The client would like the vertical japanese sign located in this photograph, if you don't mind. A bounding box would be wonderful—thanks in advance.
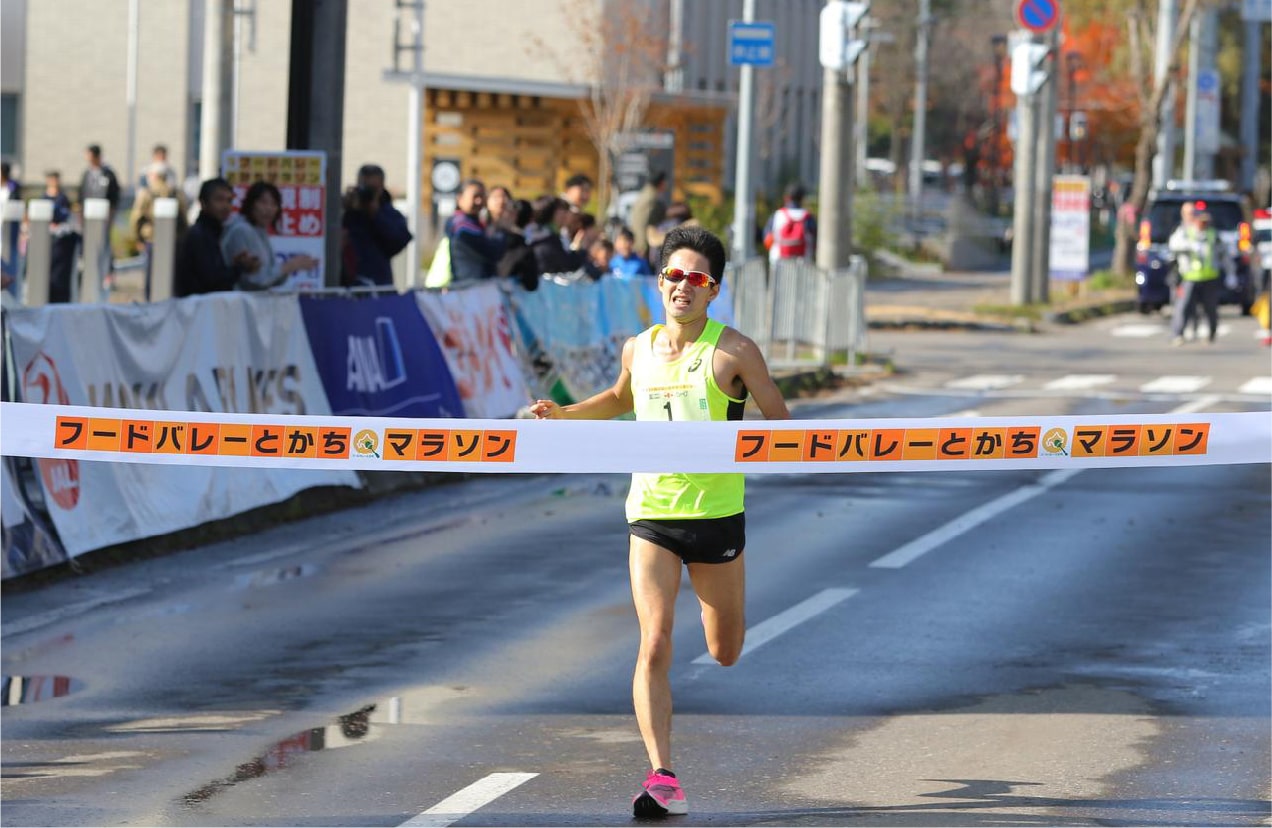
[222,150,327,291]
[1049,174,1090,281]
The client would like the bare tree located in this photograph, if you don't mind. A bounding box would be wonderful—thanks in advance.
[529,0,667,212]
[1066,0,1204,274]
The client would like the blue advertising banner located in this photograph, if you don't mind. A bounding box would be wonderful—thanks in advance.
[299,293,464,418]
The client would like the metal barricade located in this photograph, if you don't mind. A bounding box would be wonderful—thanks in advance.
[728,255,868,371]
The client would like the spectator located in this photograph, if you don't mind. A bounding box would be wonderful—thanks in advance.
[138,143,177,190]
[647,202,697,272]
[130,162,190,299]
[40,172,79,303]
[563,210,601,252]
[527,195,588,277]
[222,180,318,291]
[610,227,653,278]
[445,178,509,285]
[340,163,412,287]
[628,171,668,258]
[1,162,18,293]
[495,197,540,290]
[78,143,122,288]
[483,185,513,230]
[561,173,593,212]
[174,177,260,297]
[762,182,817,264]
[589,237,615,275]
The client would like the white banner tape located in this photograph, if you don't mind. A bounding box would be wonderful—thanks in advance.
[2,402,1269,474]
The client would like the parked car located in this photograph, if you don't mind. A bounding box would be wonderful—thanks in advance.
[1134,180,1256,315]
[1254,208,1272,293]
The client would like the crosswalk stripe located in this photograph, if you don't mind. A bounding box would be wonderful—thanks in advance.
[1043,374,1117,390]
[1111,323,1167,338]
[1237,376,1272,395]
[1140,375,1213,394]
[944,374,1024,390]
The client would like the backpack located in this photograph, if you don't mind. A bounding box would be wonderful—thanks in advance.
[774,208,810,258]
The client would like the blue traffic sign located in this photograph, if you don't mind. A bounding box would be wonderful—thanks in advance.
[728,20,776,67]
[1015,0,1060,33]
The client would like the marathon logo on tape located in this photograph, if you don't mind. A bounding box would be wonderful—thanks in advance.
[53,416,518,465]
[733,423,1211,463]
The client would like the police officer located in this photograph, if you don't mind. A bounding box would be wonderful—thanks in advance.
[1168,205,1222,346]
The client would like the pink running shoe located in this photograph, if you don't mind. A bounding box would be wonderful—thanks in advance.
[633,768,688,817]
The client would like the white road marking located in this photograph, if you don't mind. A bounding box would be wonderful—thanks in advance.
[2,587,152,638]
[400,773,538,828]
[693,588,858,665]
[1237,376,1272,395]
[948,409,981,418]
[870,396,1220,570]
[945,374,1025,391]
[1111,323,1168,338]
[1043,374,1117,391]
[1140,375,1212,394]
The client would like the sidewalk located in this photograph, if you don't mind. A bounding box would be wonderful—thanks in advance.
[865,267,1136,331]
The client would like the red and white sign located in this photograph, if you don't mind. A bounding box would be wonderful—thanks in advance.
[222,150,327,291]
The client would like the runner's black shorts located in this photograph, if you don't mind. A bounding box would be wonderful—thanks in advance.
[628,513,746,565]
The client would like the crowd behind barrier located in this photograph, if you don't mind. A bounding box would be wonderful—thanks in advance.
[0,259,867,579]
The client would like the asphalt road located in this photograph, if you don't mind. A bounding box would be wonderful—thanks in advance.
[2,308,1269,828]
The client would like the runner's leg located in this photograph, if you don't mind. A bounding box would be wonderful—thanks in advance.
[688,555,746,666]
[629,535,683,772]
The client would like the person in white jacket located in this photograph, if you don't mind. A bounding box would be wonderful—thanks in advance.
[220,181,317,291]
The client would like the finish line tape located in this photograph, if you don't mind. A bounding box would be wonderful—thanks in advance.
[2,402,1268,474]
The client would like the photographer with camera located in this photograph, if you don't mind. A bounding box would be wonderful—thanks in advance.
[340,164,412,288]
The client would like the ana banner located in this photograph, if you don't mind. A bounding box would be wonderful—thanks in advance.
[6,403,1269,476]
[222,150,327,291]
[298,293,464,419]
[415,283,530,419]
[3,294,359,556]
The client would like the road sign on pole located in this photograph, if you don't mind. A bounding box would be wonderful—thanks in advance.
[1015,0,1060,33]
[728,20,775,67]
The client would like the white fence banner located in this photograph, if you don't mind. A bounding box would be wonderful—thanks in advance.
[4,293,359,556]
[415,284,531,419]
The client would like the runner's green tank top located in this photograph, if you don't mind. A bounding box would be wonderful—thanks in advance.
[625,319,747,521]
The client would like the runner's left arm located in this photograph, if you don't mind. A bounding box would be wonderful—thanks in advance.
[723,330,790,420]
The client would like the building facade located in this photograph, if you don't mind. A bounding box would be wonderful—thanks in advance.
[1,0,824,217]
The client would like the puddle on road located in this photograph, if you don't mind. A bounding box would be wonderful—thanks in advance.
[2,675,83,706]
[183,698,401,806]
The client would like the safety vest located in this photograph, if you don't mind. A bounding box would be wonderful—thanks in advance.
[1180,227,1220,283]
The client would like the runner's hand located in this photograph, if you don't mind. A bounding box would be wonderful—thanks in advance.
[529,400,560,419]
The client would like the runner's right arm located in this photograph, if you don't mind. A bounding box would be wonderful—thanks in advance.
[530,337,636,420]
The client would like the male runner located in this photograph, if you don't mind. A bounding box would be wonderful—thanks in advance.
[530,226,790,817]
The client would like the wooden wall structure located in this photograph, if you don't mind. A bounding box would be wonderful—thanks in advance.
[423,88,728,219]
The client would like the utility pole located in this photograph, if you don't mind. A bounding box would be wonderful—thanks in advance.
[125,0,139,192]
[817,1,867,270]
[1030,27,1058,305]
[199,0,235,180]
[1238,2,1266,194]
[730,0,758,263]
[287,0,348,287]
[1152,0,1178,188]
[386,0,426,289]
[854,20,870,185]
[1009,36,1046,305]
[908,0,931,226]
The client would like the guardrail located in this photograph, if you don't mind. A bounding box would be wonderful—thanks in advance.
[730,256,868,371]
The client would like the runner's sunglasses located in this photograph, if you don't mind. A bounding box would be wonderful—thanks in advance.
[659,267,717,287]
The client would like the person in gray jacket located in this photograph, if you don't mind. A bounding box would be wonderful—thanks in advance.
[220,181,318,290]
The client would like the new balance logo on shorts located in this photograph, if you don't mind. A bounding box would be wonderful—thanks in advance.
[722,548,737,558]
